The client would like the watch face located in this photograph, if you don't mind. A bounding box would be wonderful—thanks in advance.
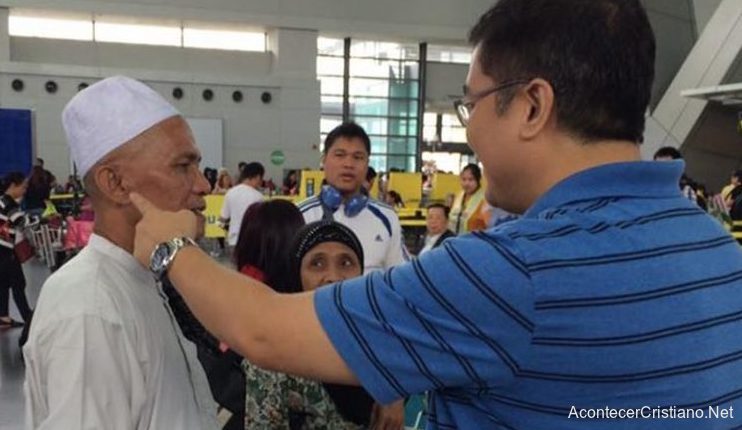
[151,243,172,273]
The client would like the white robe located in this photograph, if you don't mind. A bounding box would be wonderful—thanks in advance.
[23,234,218,430]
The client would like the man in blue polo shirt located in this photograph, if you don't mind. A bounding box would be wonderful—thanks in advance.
[129,0,742,428]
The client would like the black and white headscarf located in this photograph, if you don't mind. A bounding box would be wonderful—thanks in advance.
[291,220,364,281]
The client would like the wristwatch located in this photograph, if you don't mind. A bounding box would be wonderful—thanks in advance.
[149,236,198,280]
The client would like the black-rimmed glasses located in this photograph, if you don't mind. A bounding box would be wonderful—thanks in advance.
[453,79,532,127]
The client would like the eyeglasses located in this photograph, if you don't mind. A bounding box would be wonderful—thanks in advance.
[453,79,532,127]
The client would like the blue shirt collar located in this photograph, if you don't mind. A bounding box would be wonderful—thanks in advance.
[524,160,685,218]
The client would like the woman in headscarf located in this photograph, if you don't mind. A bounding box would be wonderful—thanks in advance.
[166,199,305,430]
[243,220,404,430]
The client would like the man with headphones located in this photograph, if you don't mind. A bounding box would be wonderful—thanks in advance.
[297,122,410,274]
[298,122,408,428]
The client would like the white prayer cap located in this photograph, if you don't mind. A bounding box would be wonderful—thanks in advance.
[62,75,180,178]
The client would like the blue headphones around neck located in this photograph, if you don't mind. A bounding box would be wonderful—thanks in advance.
[319,185,368,218]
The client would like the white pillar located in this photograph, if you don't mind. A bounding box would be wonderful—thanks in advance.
[0,8,10,62]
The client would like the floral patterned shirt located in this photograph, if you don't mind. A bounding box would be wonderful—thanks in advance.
[242,360,364,430]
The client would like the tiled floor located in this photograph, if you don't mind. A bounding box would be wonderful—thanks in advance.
[0,259,46,430]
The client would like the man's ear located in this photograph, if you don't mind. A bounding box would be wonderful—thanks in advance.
[91,165,130,205]
[519,78,556,140]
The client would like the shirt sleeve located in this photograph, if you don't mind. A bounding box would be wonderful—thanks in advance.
[24,315,145,430]
[384,215,409,268]
[314,233,534,404]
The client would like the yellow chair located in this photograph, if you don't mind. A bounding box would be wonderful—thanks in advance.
[387,172,422,207]
[429,173,460,203]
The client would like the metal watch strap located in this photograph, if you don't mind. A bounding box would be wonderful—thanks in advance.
[167,237,197,272]
[172,236,197,250]
[153,236,197,280]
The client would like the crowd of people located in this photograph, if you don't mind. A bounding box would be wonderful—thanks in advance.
[2,1,742,429]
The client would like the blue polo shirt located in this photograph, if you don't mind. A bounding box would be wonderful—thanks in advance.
[315,161,742,429]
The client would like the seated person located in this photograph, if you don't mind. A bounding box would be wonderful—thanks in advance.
[419,203,455,255]
[243,220,403,430]
[385,190,405,208]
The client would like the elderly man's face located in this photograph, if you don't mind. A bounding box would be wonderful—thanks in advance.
[125,116,210,237]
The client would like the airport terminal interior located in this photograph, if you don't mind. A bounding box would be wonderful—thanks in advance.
[1,0,742,429]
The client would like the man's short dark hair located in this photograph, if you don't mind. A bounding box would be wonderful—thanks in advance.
[469,0,655,143]
[324,122,371,155]
[427,203,450,219]
[366,166,377,182]
[240,162,265,182]
[732,170,742,182]
[653,146,683,160]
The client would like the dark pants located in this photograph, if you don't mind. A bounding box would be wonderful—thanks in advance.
[0,253,33,322]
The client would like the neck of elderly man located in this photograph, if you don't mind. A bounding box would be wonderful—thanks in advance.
[84,116,208,253]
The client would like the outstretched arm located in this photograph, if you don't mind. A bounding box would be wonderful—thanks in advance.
[130,193,357,384]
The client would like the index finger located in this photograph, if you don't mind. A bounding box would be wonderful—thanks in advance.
[129,192,156,216]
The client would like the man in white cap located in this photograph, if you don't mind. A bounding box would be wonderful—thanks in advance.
[23,76,218,430]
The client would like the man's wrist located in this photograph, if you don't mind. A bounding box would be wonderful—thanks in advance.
[149,236,198,280]
[168,244,200,276]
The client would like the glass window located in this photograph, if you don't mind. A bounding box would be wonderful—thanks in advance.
[349,97,417,118]
[441,126,467,143]
[428,44,472,64]
[95,20,181,46]
[351,117,388,136]
[349,78,419,98]
[321,96,343,116]
[318,37,344,56]
[441,113,467,143]
[386,155,416,172]
[423,125,438,142]
[321,115,343,134]
[423,112,439,142]
[317,56,345,76]
[387,118,418,136]
[350,117,417,138]
[350,40,419,60]
[319,36,421,171]
[349,78,392,98]
[350,58,419,80]
[369,137,388,154]
[8,10,269,52]
[369,155,387,172]
[422,152,463,174]
[183,27,265,51]
[9,13,93,41]
[320,76,344,96]
[388,137,417,154]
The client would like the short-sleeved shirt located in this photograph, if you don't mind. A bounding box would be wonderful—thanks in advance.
[315,161,742,429]
[298,197,409,273]
[220,184,264,246]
